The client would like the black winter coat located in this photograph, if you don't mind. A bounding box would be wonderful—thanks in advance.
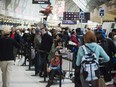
[0,36,20,61]
[39,33,53,53]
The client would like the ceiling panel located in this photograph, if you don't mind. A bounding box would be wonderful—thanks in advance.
[65,0,80,12]
[0,0,115,22]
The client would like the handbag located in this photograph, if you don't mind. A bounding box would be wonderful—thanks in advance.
[98,77,106,87]
[68,40,77,46]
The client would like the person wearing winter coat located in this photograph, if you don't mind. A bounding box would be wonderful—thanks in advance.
[0,27,20,87]
[76,30,110,87]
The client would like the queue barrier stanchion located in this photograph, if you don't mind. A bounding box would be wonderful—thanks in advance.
[29,46,31,70]
[59,53,63,87]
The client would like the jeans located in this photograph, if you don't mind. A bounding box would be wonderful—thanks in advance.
[39,52,48,76]
[34,52,41,74]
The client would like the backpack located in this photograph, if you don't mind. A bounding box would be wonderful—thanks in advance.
[81,45,99,81]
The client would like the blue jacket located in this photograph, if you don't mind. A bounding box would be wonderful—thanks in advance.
[76,42,110,66]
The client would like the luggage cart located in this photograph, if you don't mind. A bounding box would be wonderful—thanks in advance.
[61,50,74,80]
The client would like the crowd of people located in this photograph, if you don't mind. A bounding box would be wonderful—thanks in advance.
[0,25,116,87]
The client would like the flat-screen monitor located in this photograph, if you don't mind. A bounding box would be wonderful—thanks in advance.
[32,0,50,4]
[63,12,90,23]
[79,12,90,23]
[63,12,79,20]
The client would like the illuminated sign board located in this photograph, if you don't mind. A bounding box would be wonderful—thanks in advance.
[79,12,90,23]
[62,20,77,25]
[63,12,79,20]
[63,12,90,23]
[32,0,50,4]
[99,8,105,17]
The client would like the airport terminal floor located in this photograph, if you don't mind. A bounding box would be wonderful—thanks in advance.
[0,59,74,87]
[0,0,116,87]
[0,59,115,87]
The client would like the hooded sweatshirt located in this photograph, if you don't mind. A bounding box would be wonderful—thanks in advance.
[76,42,110,66]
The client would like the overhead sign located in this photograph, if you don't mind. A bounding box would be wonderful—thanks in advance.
[99,8,105,17]
[79,12,90,23]
[62,20,77,25]
[63,12,90,23]
[32,0,50,4]
[79,12,85,19]
[63,12,79,20]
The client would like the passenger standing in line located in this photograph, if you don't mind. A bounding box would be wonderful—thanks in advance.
[113,35,116,47]
[62,28,70,47]
[33,28,42,76]
[39,28,53,77]
[70,31,81,87]
[76,30,110,87]
[48,33,63,61]
[10,27,23,60]
[96,25,107,38]
[108,32,115,40]
[112,29,116,36]
[27,28,36,47]
[24,28,35,66]
[70,31,80,47]
[70,31,79,68]
[76,28,84,46]
[95,31,116,83]
[0,27,20,87]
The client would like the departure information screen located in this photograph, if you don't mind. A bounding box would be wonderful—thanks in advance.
[79,12,90,23]
[63,12,79,20]
[32,0,50,4]
[63,12,90,23]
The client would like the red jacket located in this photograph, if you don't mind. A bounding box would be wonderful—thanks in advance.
[71,34,79,47]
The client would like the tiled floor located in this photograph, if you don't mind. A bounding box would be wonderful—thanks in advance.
[0,60,74,87]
